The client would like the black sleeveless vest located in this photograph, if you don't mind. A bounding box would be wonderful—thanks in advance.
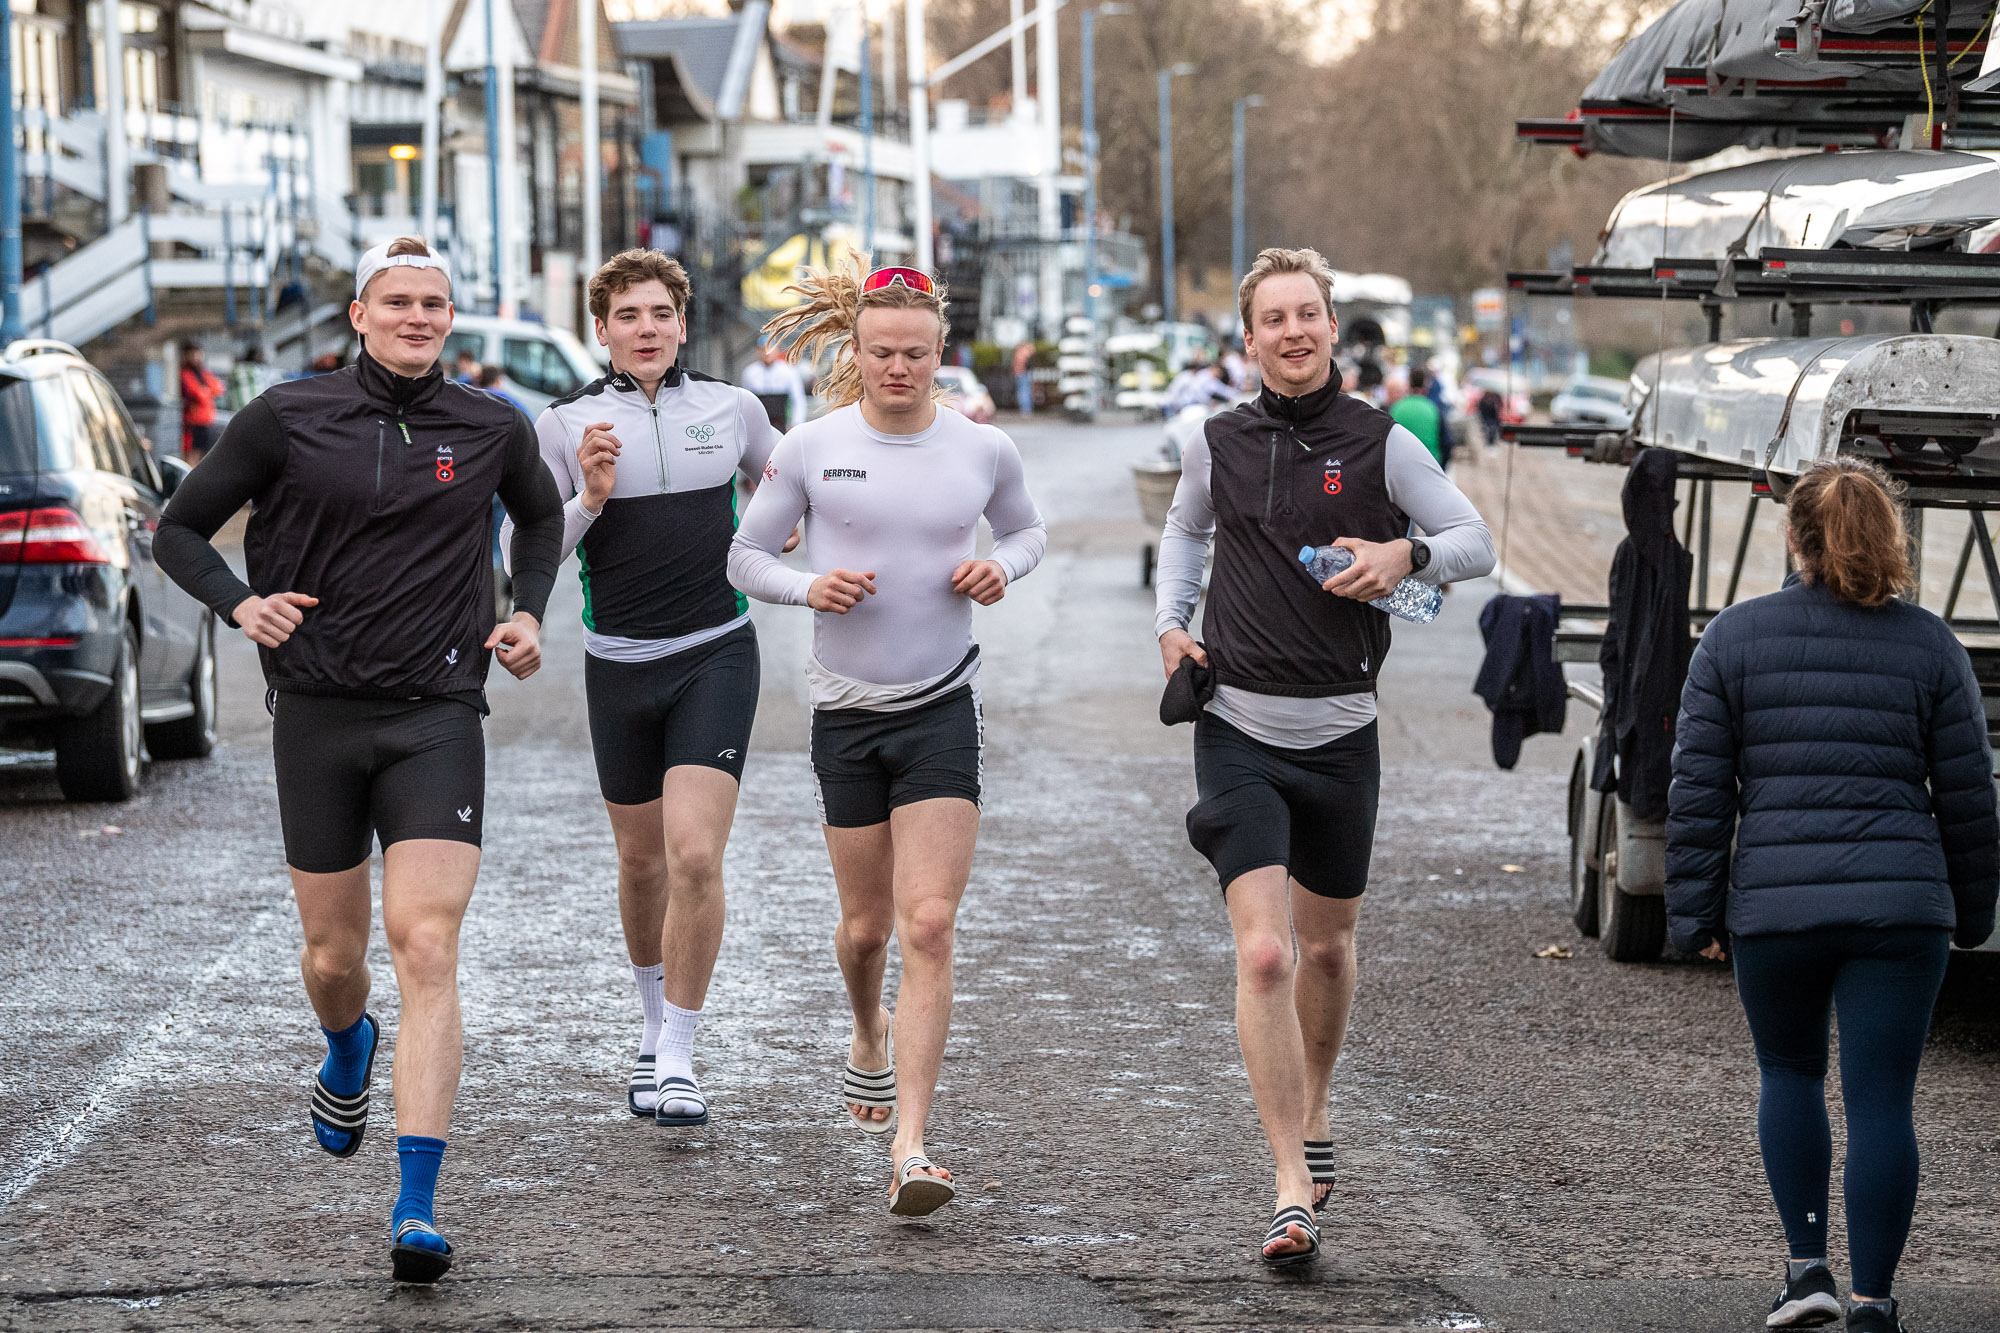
[1201,378,1405,697]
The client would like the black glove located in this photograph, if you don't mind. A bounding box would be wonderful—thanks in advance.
[1159,649,1215,726]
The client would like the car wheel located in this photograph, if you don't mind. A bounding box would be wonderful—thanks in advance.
[1597,800,1666,962]
[1568,756,1600,938]
[147,613,218,760]
[56,622,144,802]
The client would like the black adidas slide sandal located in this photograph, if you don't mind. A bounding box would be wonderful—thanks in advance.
[653,1074,709,1127]
[1305,1140,1336,1213]
[310,1011,379,1159]
[1262,1205,1320,1268]
[627,1054,656,1117]
[390,1218,453,1284]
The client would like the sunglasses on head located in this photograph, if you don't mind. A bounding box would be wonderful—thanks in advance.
[861,266,938,296]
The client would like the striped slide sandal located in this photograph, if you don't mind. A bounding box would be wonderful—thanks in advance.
[889,1154,955,1217]
[1262,1205,1320,1268]
[309,1011,379,1159]
[1305,1140,1337,1213]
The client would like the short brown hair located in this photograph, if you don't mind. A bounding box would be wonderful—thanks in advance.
[385,236,431,258]
[589,249,691,323]
[1237,246,1337,330]
[1786,456,1912,607]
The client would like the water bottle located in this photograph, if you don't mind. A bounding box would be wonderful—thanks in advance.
[1298,544,1443,625]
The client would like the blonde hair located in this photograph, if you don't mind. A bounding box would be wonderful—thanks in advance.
[589,249,692,323]
[1237,246,1338,330]
[1786,457,1913,608]
[761,254,949,409]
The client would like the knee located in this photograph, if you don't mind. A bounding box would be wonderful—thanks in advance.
[301,938,365,989]
[897,899,957,962]
[1299,931,1355,982]
[386,918,459,985]
[616,843,667,888]
[840,914,893,959]
[662,838,724,894]
[1237,934,1295,992]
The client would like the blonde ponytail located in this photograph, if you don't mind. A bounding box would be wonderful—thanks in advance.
[761,254,949,409]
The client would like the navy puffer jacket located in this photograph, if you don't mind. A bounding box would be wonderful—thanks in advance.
[1666,579,1998,952]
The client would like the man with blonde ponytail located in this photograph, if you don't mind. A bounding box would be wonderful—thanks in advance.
[729,261,1046,1217]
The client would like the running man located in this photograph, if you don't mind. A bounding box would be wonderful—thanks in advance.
[1154,247,1493,1266]
[728,261,1045,1216]
[154,237,565,1284]
[500,249,781,1127]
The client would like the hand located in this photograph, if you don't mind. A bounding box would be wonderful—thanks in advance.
[485,612,542,680]
[783,525,802,554]
[1321,537,1415,602]
[1699,939,1728,962]
[233,591,317,648]
[578,422,621,511]
[950,559,1007,606]
[1159,627,1208,681]
[808,568,877,613]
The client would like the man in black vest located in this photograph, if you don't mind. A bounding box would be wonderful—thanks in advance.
[1153,247,1494,1266]
[156,237,564,1283]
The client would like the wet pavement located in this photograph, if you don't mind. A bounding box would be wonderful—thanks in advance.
[4,417,1998,1333]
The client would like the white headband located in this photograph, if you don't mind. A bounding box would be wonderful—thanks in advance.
[354,244,451,300]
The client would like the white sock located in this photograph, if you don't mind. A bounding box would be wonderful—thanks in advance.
[658,1001,702,1114]
[632,963,666,1059]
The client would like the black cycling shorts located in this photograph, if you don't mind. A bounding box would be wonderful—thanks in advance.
[810,685,982,828]
[1186,715,1380,899]
[584,621,760,805]
[271,694,486,874]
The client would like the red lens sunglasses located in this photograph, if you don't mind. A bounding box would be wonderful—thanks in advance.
[861,266,937,296]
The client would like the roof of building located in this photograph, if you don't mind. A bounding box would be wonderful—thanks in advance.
[616,0,768,122]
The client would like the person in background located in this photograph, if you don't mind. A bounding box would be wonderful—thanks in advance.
[1162,357,1235,415]
[1012,339,1035,415]
[1388,367,1443,464]
[179,341,225,464]
[1667,457,1997,1333]
[741,335,810,432]
[1475,378,1504,453]
[454,348,480,384]
[475,365,530,420]
[1221,346,1251,393]
[226,346,275,412]
[1423,366,1456,469]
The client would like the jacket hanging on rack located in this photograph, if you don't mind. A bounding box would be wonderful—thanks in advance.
[1473,592,1567,769]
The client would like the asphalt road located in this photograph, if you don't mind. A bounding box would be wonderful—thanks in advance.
[3,416,1997,1333]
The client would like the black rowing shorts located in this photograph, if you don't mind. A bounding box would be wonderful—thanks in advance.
[584,621,760,806]
[1186,715,1380,899]
[809,685,983,829]
[271,694,486,874]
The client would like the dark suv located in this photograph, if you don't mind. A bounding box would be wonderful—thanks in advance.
[0,340,216,800]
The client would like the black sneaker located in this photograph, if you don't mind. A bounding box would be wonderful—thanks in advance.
[1846,1299,1904,1333]
[1768,1264,1842,1327]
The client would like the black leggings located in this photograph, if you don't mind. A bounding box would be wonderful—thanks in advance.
[1731,925,1951,1298]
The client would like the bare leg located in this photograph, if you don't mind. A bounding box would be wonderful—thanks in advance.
[656,765,739,1010]
[292,861,373,1032]
[606,799,668,969]
[884,797,979,1188]
[379,839,480,1139]
[1292,884,1362,1208]
[824,820,896,1123]
[1225,865,1316,1259]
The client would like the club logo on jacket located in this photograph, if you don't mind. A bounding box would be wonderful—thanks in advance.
[1324,462,1343,496]
[686,423,717,443]
[823,467,867,482]
[436,443,454,483]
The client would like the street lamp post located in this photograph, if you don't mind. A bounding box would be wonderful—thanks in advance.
[1157,62,1195,327]
[1081,3,1128,415]
[1231,94,1265,291]
[0,0,21,342]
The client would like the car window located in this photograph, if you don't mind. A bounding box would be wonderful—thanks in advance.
[0,377,38,474]
[92,377,160,492]
[441,332,486,376]
[67,369,130,477]
[502,337,582,398]
[27,376,75,471]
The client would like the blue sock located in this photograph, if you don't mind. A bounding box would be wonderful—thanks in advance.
[313,1014,374,1154]
[393,1136,450,1253]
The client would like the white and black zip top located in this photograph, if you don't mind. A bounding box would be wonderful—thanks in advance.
[500,364,781,652]
[156,349,564,705]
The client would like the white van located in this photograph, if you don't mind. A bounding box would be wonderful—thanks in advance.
[440,317,604,417]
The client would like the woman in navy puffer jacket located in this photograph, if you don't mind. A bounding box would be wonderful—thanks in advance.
[1667,457,1997,1333]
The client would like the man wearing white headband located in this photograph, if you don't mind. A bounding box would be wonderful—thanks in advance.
[156,236,564,1284]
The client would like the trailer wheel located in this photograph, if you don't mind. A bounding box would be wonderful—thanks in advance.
[1597,800,1666,962]
[1567,756,1600,938]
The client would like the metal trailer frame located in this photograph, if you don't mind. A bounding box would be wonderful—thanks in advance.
[1501,245,2000,960]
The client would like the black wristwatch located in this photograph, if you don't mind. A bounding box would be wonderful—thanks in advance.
[1407,538,1431,574]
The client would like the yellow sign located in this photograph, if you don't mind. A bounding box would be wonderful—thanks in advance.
[741,230,861,312]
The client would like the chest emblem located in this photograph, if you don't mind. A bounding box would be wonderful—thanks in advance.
[686,423,716,443]
[435,443,454,483]
[1323,461,1342,495]
[823,468,867,482]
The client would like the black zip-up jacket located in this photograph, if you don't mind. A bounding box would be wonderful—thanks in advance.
[1201,377,1403,696]
[156,349,563,704]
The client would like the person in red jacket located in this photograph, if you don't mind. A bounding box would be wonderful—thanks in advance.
[179,340,224,462]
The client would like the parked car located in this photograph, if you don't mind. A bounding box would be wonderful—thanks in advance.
[1460,367,1531,424]
[0,340,216,800]
[1550,374,1636,429]
[440,317,603,417]
[935,365,996,424]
